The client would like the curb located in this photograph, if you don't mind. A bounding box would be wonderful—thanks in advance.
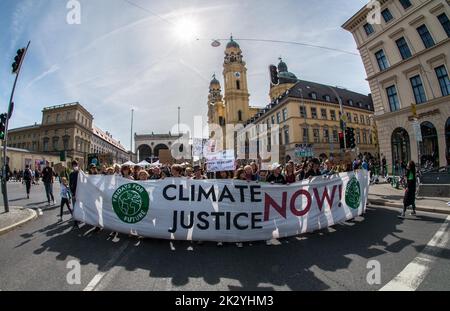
[0,208,38,236]
[368,199,450,215]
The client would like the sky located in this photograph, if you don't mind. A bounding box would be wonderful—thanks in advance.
[0,0,371,151]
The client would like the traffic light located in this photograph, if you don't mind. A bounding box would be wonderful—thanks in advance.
[345,127,356,149]
[269,65,279,85]
[0,114,7,140]
[12,48,26,74]
[339,132,345,149]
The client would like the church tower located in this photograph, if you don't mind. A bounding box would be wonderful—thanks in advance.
[223,36,251,124]
[207,75,226,144]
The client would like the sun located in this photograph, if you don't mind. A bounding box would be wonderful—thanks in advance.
[173,17,200,43]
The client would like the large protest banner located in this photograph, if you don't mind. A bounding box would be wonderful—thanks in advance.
[73,171,369,242]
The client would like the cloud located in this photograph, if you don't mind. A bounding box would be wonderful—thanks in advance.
[26,64,60,89]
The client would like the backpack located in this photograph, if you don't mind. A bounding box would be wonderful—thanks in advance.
[24,169,32,181]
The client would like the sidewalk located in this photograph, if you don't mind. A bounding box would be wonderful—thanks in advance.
[0,206,37,236]
[368,182,450,215]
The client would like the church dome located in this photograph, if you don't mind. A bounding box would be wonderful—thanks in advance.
[210,74,220,86]
[277,58,298,84]
[278,59,288,73]
[226,36,240,49]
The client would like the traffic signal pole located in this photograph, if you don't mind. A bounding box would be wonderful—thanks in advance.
[1,41,30,213]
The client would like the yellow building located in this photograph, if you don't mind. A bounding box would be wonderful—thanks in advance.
[207,38,378,162]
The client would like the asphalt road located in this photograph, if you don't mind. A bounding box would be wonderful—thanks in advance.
[0,181,449,291]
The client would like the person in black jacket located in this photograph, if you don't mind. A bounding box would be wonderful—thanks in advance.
[42,164,55,205]
[69,160,80,228]
[23,165,32,199]
[69,160,79,205]
[399,161,417,218]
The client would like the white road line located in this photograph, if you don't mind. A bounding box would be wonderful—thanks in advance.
[83,241,130,291]
[380,215,450,291]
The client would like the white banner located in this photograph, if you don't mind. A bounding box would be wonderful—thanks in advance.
[207,159,235,173]
[74,171,370,242]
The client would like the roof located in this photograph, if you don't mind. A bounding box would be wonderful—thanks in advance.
[9,124,41,132]
[135,133,183,140]
[288,80,373,110]
[42,102,94,118]
[226,36,240,49]
[246,79,373,125]
[92,125,127,151]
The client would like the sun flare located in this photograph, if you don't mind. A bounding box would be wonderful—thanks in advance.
[173,17,200,42]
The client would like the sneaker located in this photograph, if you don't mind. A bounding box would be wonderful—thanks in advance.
[216,242,223,247]
[266,240,272,246]
[398,213,405,219]
[411,211,416,216]
[236,242,243,248]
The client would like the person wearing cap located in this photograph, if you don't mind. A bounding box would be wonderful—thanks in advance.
[192,166,207,180]
[89,164,98,175]
[266,164,286,184]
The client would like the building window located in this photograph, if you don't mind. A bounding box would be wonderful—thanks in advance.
[354,114,359,123]
[236,80,241,90]
[271,116,275,124]
[399,0,412,10]
[367,116,371,126]
[284,127,290,144]
[417,25,435,49]
[437,13,450,38]
[43,138,49,152]
[382,8,394,23]
[435,65,450,96]
[330,110,337,121]
[332,129,338,143]
[46,115,51,124]
[324,95,331,102]
[396,37,412,60]
[360,115,365,124]
[375,49,389,71]
[300,106,307,118]
[323,128,330,143]
[52,137,59,151]
[363,130,368,144]
[311,108,318,119]
[346,112,352,123]
[311,92,317,100]
[356,129,361,144]
[238,110,243,122]
[386,85,400,111]
[276,112,281,124]
[303,127,309,143]
[313,129,320,143]
[363,23,375,36]
[348,99,354,106]
[410,75,427,104]
[321,109,327,120]
[282,108,288,121]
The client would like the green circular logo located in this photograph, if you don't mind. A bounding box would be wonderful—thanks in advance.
[345,176,361,210]
[112,183,149,224]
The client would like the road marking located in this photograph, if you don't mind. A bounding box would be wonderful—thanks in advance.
[83,241,130,291]
[380,215,450,291]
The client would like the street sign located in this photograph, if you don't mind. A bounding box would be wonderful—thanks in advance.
[412,121,422,142]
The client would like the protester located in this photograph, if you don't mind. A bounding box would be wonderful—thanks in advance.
[23,165,33,199]
[150,167,162,180]
[305,158,321,179]
[244,165,257,181]
[171,165,183,178]
[185,167,194,178]
[89,164,98,175]
[134,165,142,180]
[42,164,55,205]
[284,162,296,184]
[267,164,286,184]
[192,166,207,180]
[121,165,134,180]
[105,167,115,175]
[138,170,149,181]
[399,160,417,218]
[59,177,75,225]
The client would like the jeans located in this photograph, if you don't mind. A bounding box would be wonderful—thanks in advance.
[44,182,54,203]
[60,198,73,218]
[25,180,31,195]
